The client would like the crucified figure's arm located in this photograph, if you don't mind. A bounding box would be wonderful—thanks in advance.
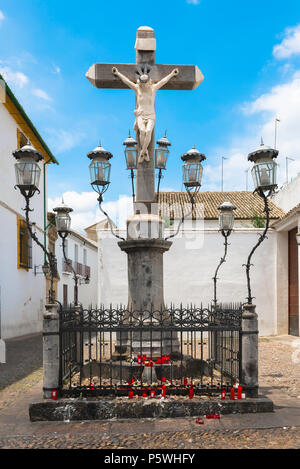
[112,67,138,91]
[153,68,179,91]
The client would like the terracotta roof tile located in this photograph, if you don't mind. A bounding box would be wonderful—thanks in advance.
[158,191,285,220]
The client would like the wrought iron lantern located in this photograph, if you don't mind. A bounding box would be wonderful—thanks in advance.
[123,132,137,170]
[87,142,112,195]
[218,201,236,233]
[13,140,43,197]
[42,262,50,276]
[248,139,278,193]
[181,145,206,191]
[53,199,73,237]
[155,133,171,170]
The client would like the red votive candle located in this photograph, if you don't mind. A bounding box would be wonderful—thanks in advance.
[162,384,167,397]
[142,355,146,364]
[129,389,134,399]
[131,378,135,384]
[137,355,141,364]
[189,386,194,399]
[184,378,188,386]
[52,389,57,401]
[162,377,166,382]
[221,388,226,400]
[237,385,242,400]
[150,388,155,398]
[230,387,235,400]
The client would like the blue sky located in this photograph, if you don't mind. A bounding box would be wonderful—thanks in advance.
[1,0,300,229]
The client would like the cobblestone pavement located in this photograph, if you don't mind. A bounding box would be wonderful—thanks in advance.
[259,339,300,400]
[0,334,42,391]
[0,334,42,412]
[0,337,299,449]
[0,427,299,449]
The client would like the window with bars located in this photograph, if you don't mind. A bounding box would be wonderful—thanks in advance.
[17,217,32,270]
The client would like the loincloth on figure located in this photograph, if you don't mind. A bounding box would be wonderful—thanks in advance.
[134,109,155,131]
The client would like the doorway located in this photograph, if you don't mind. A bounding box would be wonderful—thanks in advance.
[288,228,299,336]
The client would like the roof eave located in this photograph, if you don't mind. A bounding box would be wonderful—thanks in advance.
[1,74,58,165]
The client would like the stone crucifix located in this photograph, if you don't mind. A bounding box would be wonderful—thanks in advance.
[112,65,179,163]
[86,25,204,211]
[86,26,204,357]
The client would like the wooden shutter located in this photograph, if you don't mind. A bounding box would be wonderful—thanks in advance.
[17,217,32,270]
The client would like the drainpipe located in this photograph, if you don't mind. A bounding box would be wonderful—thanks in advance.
[44,162,47,263]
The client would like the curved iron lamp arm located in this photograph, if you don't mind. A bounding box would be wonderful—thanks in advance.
[244,189,271,304]
[23,193,56,303]
[97,195,125,241]
[61,235,79,305]
[165,189,198,241]
[130,169,135,202]
[213,231,230,307]
[156,168,163,202]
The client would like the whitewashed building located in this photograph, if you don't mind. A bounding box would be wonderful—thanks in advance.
[54,221,98,308]
[0,74,58,339]
[90,189,300,337]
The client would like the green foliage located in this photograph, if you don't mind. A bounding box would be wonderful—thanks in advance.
[163,216,174,228]
[251,211,265,228]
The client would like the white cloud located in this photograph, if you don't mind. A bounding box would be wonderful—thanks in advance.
[0,66,29,88]
[0,10,4,22]
[243,71,300,184]
[203,69,300,191]
[46,128,86,154]
[273,24,300,59]
[32,88,52,101]
[101,195,133,229]
[48,192,133,233]
[52,64,61,74]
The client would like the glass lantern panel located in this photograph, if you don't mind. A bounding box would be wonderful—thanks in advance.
[251,161,277,190]
[56,212,71,233]
[125,148,137,169]
[183,163,203,188]
[219,212,234,231]
[15,160,41,188]
[89,159,111,193]
[155,147,169,170]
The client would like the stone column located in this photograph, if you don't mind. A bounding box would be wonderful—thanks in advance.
[241,304,259,398]
[43,304,60,399]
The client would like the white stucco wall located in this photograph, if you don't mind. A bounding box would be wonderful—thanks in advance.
[96,222,278,336]
[0,103,46,339]
[56,232,98,308]
[272,174,300,212]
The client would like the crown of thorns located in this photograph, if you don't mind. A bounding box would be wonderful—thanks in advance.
[136,64,152,78]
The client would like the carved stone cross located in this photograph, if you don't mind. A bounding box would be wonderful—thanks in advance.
[86,26,204,210]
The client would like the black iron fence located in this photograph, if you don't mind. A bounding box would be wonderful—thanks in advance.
[59,304,242,397]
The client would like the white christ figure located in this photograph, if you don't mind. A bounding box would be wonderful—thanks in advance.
[112,66,179,163]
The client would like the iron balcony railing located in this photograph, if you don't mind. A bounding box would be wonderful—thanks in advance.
[62,260,91,278]
[84,265,91,278]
